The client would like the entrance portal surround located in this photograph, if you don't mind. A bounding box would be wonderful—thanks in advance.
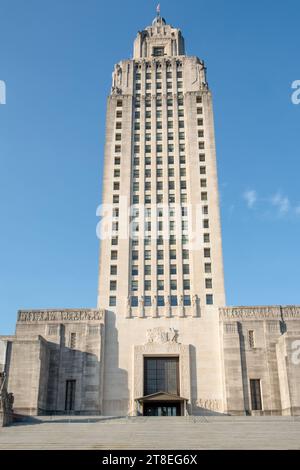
[133,339,191,416]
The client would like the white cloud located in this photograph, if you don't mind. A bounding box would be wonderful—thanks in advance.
[271,193,290,215]
[243,190,257,209]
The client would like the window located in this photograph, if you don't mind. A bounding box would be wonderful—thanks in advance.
[183,264,190,274]
[115,145,121,153]
[170,235,176,245]
[144,357,179,396]
[116,122,122,129]
[182,249,189,260]
[197,107,203,114]
[157,250,164,260]
[111,237,118,246]
[199,142,205,150]
[157,265,164,275]
[135,111,140,119]
[132,266,138,276]
[170,279,177,290]
[199,154,205,162]
[181,194,187,203]
[145,265,151,275]
[205,278,212,289]
[170,250,176,260]
[116,111,122,118]
[109,296,116,307]
[205,263,211,273]
[157,296,165,306]
[204,248,211,258]
[202,206,208,215]
[116,100,123,107]
[65,380,76,411]
[110,280,117,291]
[157,280,164,290]
[183,279,190,290]
[200,166,206,175]
[203,219,209,229]
[111,250,118,260]
[110,265,117,275]
[131,296,138,307]
[201,192,207,201]
[204,233,210,243]
[70,333,76,349]
[145,280,151,291]
[206,294,213,305]
[248,330,255,348]
[184,295,191,306]
[170,265,177,275]
[171,296,178,306]
[114,157,120,165]
[145,250,151,260]
[132,250,138,260]
[250,379,262,411]
[113,182,120,191]
[131,280,138,291]
[200,179,207,188]
[115,133,122,141]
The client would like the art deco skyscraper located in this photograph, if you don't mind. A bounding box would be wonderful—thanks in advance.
[97,11,226,415]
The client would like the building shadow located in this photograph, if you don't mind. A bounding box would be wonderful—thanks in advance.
[102,310,130,416]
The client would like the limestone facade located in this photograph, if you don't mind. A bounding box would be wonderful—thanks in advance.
[1,15,300,418]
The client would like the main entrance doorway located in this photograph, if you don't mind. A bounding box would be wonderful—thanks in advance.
[144,402,181,416]
[144,357,179,396]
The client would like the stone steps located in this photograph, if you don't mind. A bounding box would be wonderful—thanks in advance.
[1,416,300,449]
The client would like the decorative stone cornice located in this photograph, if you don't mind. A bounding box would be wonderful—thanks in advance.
[281,306,300,319]
[220,306,282,321]
[219,306,300,321]
[17,309,105,323]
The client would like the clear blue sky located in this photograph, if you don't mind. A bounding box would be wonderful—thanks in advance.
[0,0,299,334]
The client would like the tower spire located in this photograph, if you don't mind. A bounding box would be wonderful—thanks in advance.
[156,3,161,18]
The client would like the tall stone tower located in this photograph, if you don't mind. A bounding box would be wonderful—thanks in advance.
[98,10,226,416]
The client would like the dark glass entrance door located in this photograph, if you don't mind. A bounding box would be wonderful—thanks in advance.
[144,402,181,416]
[144,357,179,395]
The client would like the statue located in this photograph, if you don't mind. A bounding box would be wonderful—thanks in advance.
[166,295,171,317]
[126,296,132,318]
[152,295,158,317]
[179,295,185,317]
[139,296,145,317]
